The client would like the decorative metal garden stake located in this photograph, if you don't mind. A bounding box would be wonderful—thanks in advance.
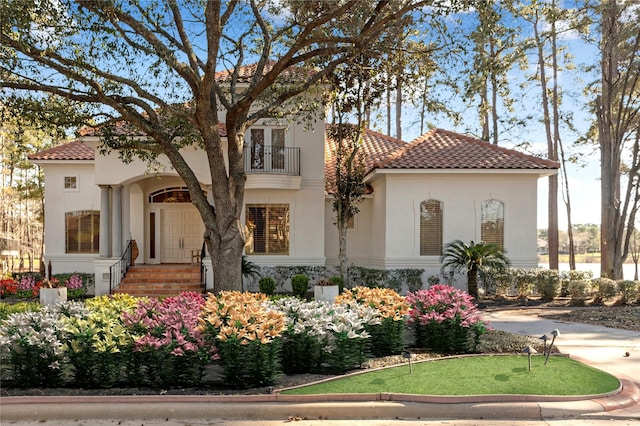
[544,329,560,365]
[522,345,537,371]
[403,351,413,374]
[539,334,549,356]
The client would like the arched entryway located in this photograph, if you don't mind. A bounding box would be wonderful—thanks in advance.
[148,186,205,264]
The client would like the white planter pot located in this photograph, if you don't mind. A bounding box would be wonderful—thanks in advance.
[39,287,67,306]
[314,285,339,303]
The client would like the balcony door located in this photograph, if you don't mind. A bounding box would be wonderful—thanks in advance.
[250,128,285,172]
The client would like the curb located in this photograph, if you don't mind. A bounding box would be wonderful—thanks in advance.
[2,378,638,421]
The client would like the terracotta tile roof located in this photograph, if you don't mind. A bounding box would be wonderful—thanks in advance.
[28,140,94,161]
[78,120,139,137]
[324,124,405,192]
[324,127,558,192]
[214,60,316,82]
[374,128,559,171]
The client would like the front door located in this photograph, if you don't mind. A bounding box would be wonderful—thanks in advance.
[161,208,204,263]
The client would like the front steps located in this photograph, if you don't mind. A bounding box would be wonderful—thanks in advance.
[112,265,203,297]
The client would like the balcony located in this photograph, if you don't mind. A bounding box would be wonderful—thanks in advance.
[243,146,302,189]
[244,145,300,175]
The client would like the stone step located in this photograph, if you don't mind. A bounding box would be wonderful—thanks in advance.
[113,265,203,297]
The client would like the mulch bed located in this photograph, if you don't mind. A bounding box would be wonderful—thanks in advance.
[478,296,640,332]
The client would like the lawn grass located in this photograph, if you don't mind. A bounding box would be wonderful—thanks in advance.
[281,355,620,396]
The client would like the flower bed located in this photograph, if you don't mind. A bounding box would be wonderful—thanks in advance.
[336,287,408,357]
[0,273,90,300]
[406,284,488,354]
[1,287,488,389]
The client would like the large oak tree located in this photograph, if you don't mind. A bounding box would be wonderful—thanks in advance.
[1,0,461,291]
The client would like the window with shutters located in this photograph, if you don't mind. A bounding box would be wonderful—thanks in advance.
[420,200,443,256]
[65,210,100,253]
[481,199,504,249]
[245,204,289,255]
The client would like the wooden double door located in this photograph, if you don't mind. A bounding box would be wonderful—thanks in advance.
[160,207,204,263]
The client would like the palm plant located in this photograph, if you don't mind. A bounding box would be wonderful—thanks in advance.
[440,240,510,299]
[241,256,261,279]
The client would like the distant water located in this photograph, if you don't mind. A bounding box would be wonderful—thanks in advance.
[538,263,638,280]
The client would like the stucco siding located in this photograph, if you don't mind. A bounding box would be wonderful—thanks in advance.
[42,162,100,273]
[324,197,374,267]
[244,185,325,266]
[380,172,539,269]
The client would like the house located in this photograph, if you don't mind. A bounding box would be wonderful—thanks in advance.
[29,115,558,295]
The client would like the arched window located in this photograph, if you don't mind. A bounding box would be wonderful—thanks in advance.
[65,210,100,253]
[481,199,504,249]
[420,200,443,256]
[148,187,206,203]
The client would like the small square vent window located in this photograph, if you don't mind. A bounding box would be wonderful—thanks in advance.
[64,176,77,189]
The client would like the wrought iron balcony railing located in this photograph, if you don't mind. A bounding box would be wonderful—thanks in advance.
[243,146,300,176]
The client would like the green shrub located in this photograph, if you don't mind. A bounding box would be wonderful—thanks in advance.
[290,274,309,298]
[483,268,514,297]
[568,279,592,306]
[514,269,538,298]
[560,270,593,298]
[0,301,40,322]
[328,275,344,293]
[535,269,560,301]
[406,274,423,293]
[258,277,277,295]
[592,278,618,304]
[616,280,639,305]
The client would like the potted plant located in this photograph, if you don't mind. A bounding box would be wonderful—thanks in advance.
[39,277,67,306]
[313,278,339,303]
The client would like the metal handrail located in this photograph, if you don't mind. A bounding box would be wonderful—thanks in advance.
[109,240,132,294]
[243,146,300,175]
[200,240,208,294]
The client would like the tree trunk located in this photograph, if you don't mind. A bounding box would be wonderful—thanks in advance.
[533,11,559,271]
[467,263,479,299]
[480,80,490,142]
[386,75,392,136]
[490,39,499,146]
[207,226,244,293]
[551,4,575,271]
[338,218,349,288]
[598,1,622,279]
[395,74,402,141]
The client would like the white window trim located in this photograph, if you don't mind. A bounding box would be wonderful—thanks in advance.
[63,175,79,192]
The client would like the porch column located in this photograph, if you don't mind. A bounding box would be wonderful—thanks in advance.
[99,185,111,258]
[112,185,123,258]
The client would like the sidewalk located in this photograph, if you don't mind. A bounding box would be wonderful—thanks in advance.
[1,307,639,424]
